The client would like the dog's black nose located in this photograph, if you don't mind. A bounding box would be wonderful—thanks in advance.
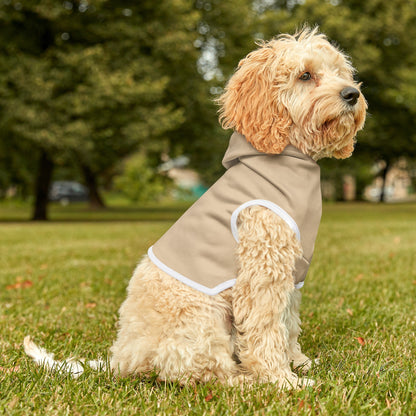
[340,87,360,106]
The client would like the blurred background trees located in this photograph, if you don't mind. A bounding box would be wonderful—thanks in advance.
[0,0,415,219]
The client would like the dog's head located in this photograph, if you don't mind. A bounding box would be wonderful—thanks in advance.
[218,27,367,160]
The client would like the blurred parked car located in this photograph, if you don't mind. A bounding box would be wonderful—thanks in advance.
[49,181,89,205]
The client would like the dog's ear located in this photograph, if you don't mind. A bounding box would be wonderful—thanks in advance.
[218,45,292,154]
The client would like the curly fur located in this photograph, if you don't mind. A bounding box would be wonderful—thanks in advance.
[25,27,366,389]
[110,207,313,387]
[218,27,366,159]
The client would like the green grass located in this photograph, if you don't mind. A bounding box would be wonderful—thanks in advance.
[1,202,415,415]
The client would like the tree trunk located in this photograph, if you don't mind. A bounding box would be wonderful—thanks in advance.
[32,150,54,221]
[80,163,106,209]
[379,160,390,203]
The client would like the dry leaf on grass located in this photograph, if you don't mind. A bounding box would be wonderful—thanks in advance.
[204,390,213,402]
[85,302,97,309]
[298,399,313,411]
[346,308,353,316]
[354,274,364,281]
[355,337,366,346]
[6,280,33,290]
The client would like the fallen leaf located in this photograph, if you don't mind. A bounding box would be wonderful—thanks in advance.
[354,274,364,281]
[85,302,97,309]
[6,284,17,290]
[346,308,353,316]
[204,390,213,402]
[355,337,365,346]
[6,280,33,290]
[412,281,416,285]
[298,399,305,410]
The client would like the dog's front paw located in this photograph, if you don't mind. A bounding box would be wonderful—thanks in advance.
[279,374,315,389]
[293,355,319,373]
[298,377,315,388]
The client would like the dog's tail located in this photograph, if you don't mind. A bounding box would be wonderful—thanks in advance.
[23,336,106,378]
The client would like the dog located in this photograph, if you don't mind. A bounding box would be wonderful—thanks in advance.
[25,27,366,388]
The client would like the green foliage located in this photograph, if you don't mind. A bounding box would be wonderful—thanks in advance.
[2,0,416,204]
[114,153,170,203]
[0,1,190,171]
[0,0,257,200]
[164,0,255,185]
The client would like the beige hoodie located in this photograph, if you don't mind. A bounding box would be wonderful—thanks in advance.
[148,132,322,295]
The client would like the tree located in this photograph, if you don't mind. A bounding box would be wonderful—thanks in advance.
[0,0,257,218]
[0,1,194,219]
[155,0,255,185]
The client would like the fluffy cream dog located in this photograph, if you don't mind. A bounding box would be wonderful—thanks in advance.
[109,28,366,387]
[25,28,366,388]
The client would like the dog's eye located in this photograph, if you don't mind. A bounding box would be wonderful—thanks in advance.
[299,72,312,81]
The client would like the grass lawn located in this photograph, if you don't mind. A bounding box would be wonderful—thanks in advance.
[1,202,415,415]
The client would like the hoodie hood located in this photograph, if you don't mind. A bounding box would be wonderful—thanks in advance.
[222,132,314,169]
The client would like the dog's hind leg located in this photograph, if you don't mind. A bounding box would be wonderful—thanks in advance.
[111,258,241,384]
[232,205,314,388]
[110,259,171,377]
[149,286,244,385]
[152,306,240,384]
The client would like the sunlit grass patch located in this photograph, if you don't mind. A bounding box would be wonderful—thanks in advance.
[1,202,415,415]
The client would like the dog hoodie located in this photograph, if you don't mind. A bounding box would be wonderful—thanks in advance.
[148,132,322,295]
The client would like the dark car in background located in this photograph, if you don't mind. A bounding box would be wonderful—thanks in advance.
[49,181,89,205]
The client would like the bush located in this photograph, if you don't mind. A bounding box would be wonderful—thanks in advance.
[114,153,170,203]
